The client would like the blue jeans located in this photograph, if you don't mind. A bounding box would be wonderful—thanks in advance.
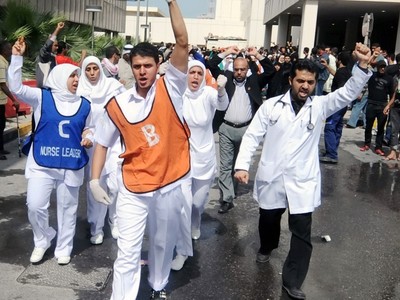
[324,107,347,159]
[315,80,326,96]
[347,93,368,127]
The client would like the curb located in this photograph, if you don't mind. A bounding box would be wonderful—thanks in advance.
[4,122,32,144]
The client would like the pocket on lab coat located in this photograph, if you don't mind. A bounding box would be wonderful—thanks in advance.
[295,159,314,182]
[256,161,275,183]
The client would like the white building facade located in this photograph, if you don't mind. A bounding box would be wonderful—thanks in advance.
[125,0,400,54]
[124,0,266,49]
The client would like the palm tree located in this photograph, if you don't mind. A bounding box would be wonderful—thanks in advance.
[0,0,128,79]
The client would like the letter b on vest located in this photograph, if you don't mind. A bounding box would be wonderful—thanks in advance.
[141,124,160,147]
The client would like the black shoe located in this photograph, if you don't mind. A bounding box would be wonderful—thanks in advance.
[319,156,338,164]
[218,201,234,214]
[0,155,6,160]
[282,284,306,299]
[256,251,271,263]
[345,124,355,129]
[150,289,167,299]
[0,150,10,155]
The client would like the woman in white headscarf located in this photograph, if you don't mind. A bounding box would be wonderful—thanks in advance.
[171,60,229,271]
[77,56,125,245]
[8,38,93,266]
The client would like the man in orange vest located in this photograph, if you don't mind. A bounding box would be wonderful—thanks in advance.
[90,1,189,299]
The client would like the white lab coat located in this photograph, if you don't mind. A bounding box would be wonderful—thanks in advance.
[235,66,372,214]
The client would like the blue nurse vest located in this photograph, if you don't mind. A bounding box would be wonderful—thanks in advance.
[32,89,90,170]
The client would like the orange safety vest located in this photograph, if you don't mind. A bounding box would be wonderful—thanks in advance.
[105,77,191,193]
[205,69,218,90]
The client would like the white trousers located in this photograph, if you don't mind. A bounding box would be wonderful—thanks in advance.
[110,184,185,300]
[191,177,214,231]
[86,169,118,236]
[26,177,79,258]
[175,177,213,256]
[175,178,194,256]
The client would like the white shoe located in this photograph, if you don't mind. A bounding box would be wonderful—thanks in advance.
[57,256,71,265]
[171,254,187,271]
[30,247,49,263]
[109,219,119,239]
[191,228,201,240]
[90,233,104,245]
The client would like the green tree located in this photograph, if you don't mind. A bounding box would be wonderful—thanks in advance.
[0,0,128,79]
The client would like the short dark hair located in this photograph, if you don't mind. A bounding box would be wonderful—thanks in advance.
[396,53,400,64]
[337,51,351,66]
[371,43,380,48]
[130,42,159,64]
[290,59,319,81]
[57,41,67,54]
[105,45,120,59]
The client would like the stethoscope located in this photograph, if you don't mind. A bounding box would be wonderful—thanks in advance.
[268,95,315,130]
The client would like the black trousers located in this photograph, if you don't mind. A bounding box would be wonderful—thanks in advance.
[365,103,387,149]
[0,105,5,151]
[259,208,312,288]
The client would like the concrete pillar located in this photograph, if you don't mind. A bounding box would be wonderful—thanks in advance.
[395,11,400,54]
[344,17,359,51]
[277,14,289,47]
[298,0,318,58]
[264,24,272,49]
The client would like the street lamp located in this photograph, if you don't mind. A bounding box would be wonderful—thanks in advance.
[133,0,145,44]
[144,0,149,41]
[85,4,102,54]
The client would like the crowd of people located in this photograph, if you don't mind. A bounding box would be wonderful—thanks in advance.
[1,0,399,299]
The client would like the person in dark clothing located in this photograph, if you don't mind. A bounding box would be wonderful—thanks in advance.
[320,51,352,163]
[281,55,292,94]
[383,73,400,160]
[266,62,283,98]
[289,46,299,64]
[35,22,64,88]
[360,60,394,155]
[385,53,400,78]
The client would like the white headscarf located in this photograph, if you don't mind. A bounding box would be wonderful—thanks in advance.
[184,60,206,100]
[77,56,123,104]
[45,63,80,102]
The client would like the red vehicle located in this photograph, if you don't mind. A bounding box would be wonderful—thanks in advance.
[5,80,35,117]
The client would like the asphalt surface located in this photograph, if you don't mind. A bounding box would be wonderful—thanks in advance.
[1,113,400,300]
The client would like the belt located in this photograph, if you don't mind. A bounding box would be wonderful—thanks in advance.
[223,120,251,128]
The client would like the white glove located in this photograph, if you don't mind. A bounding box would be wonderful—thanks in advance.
[89,179,111,205]
[217,74,227,96]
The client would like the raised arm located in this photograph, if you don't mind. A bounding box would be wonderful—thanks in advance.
[208,46,240,78]
[39,22,64,63]
[167,0,188,73]
[247,46,275,86]
[9,37,41,108]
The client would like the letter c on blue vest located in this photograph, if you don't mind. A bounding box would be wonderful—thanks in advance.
[59,120,70,138]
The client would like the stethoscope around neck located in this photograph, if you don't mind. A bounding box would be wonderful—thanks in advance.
[268,95,315,130]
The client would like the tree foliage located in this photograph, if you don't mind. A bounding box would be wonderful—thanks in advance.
[0,0,129,79]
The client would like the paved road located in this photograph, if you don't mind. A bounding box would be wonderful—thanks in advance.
[1,116,400,300]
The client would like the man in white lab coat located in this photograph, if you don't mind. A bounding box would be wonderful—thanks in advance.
[234,43,372,300]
